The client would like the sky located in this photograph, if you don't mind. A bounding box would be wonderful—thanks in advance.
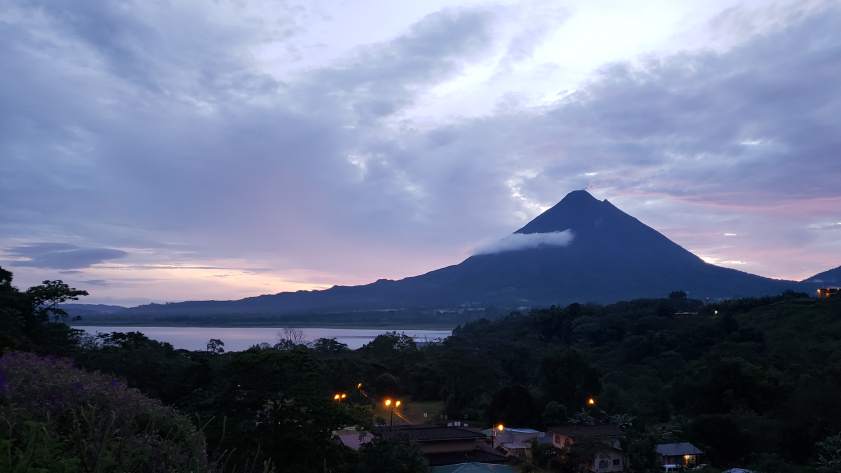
[1,0,840,306]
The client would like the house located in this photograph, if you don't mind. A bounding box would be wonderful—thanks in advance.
[817,287,840,299]
[548,424,626,473]
[376,425,508,466]
[655,442,704,468]
[481,427,544,459]
[334,428,373,450]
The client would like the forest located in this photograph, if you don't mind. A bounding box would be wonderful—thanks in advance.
[2,265,841,473]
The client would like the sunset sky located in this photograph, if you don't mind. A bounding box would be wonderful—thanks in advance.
[2,0,840,305]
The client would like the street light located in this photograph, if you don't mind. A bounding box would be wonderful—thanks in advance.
[384,398,401,428]
[587,396,597,407]
[492,423,504,447]
[333,392,347,402]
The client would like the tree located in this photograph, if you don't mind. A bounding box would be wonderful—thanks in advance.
[816,432,841,473]
[26,279,88,322]
[206,338,225,354]
[542,401,569,427]
[557,439,605,473]
[0,266,13,288]
[355,438,429,473]
[275,327,307,350]
[487,384,538,427]
[374,372,401,399]
[361,332,417,358]
[540,349,602,409]
[718,312,739,334]
[625,432,659,473]
[530,440,559,470]
[688,415,749,466]
[0,268,86,351]
[0,267,26,349]
[313,337,349,354]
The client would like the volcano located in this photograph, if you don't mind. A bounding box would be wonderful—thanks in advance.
[122,190,800,317]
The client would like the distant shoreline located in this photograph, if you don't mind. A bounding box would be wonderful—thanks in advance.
[70,321,458,330]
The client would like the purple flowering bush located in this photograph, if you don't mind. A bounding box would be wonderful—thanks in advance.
[0,351,208,472]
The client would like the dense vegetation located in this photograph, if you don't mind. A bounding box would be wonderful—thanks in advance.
[0,351,207,472]
[2,265,841,472]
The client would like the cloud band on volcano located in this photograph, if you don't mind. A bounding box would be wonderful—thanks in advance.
[473,230,574,255]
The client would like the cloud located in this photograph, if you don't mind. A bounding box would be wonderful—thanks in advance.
[79,279,109,287]
[808,222,841,231]
[1,0,841,301]
[6,243,127,269]
[473,230,574,256]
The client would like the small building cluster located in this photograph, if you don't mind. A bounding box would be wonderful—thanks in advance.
[549,424,626,472]
[376,425,509,467]
[336,422,708,472]
[817,287,841,299]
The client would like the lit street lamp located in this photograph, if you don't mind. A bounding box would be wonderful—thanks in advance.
[492,423,505,447]
[384,398,402,428]
[587,396,597,407]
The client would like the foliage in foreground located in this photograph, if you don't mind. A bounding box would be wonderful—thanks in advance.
[354,438,429,473]
[0,351,208,472]
[3,265,841,472]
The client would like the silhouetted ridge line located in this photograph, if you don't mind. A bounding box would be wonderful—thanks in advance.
[108,190,804,317]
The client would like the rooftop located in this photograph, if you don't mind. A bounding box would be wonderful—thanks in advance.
[376,425,487,443]
[431,462,517,473]
[481,427,544,437]
[334,429,373,450]
[656,442,704,456]
[426,449,509,466]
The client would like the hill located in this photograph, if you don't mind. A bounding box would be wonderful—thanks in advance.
[803,265,841,286]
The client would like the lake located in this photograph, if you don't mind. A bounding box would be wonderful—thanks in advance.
[74,326,452,351]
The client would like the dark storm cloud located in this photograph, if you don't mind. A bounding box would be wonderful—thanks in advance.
[6,243,127,269]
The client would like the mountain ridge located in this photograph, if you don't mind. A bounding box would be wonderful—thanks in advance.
[98,190,813,318]
[803,265,841,285]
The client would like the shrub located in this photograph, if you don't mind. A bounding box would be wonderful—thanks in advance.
[0,351,207,472]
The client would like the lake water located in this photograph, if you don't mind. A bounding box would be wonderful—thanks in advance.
[74,326,452,351]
